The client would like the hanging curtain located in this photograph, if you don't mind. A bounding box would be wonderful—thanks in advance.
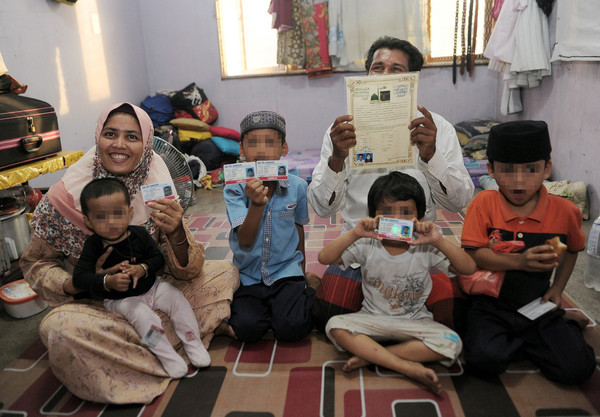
[327,0,429,71]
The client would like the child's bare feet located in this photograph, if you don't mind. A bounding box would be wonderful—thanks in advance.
[404,362,442,396]
[565,309,591,329]
[305,272,322,291]
[342,355,369,372]
[215,321,237,339]
[343,355,442,395]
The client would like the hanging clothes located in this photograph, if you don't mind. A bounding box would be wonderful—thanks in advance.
[484,0,551,115]
[551,0,600,62]
[327,0,429,71]
[300,1,333,78]
[277,0,305,67]
[269,0,294,31]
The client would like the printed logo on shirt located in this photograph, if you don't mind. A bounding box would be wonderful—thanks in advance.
[366,272,424,314]
[444,331,459,344]
[286,203,297,209]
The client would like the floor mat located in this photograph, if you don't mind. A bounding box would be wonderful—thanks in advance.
[2,208,599,416]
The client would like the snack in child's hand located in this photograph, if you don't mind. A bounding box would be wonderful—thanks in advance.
[544,236,567,263]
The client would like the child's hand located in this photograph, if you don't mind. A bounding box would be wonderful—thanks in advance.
[542,286,562,308]
[121,264,146,289]
[519,245,558,271]
[245,178,269,206]
[106,272,131,292]
[353,217,379,239]
[409,219,441,246]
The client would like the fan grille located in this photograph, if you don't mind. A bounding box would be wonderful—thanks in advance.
[152,137,194,212]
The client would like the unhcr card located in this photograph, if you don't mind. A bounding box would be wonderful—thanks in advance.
[256,160,288,181]
[377,217,413,241]
[224,162,257,184]
[141,181,177,204]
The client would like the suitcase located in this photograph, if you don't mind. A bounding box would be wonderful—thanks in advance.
[0,94,61,170]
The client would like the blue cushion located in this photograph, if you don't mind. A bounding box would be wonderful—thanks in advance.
[210,136,240,156]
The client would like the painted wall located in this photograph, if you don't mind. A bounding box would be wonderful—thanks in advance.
[0,0,149,188]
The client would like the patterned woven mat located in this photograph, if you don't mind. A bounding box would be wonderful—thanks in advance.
[2,209,600,416]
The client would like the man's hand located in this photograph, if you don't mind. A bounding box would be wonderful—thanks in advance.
[329,115,356,172]
[408,105,437,163]
[245,178,269,206]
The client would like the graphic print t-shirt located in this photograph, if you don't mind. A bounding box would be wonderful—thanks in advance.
[341,239,450,318]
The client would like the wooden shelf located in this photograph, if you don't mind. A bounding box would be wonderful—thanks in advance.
[0,151,84,190]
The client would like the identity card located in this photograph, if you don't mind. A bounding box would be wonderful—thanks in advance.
[377,218,413,241]
[224,162,257,184]
[141,181,177,204]
[256,160,288,181]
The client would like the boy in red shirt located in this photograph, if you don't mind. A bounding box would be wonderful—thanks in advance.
[461,120,595,384]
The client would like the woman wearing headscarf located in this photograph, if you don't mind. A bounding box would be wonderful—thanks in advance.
[19,102,239,404]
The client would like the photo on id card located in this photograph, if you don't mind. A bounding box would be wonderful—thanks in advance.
[377,217,413,241]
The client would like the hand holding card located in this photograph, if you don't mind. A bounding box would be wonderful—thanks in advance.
[224,160,289,184]
[224,162,257,184]
[141,181,177,205]
[377,218,413,241]
[517,297,557,320]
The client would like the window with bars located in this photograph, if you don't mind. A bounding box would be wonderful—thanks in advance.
[215,0,492,78]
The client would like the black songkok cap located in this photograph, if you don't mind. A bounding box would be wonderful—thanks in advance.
[486,120,551,163]
[240,111,286,140]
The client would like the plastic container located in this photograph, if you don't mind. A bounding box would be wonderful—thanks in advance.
[0,279,47,318]
[584,216,600,291]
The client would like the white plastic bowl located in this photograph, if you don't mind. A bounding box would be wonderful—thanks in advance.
[0,279,47,318]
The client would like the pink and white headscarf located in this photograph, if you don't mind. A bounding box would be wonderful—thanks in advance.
[30,102,172,258]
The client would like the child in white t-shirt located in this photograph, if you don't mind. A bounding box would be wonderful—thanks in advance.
[318,171,476,395]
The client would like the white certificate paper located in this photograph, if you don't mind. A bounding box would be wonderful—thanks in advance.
[345,72,419,170]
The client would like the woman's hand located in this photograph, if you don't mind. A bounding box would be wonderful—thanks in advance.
[95,246,128,275]
[149,197,185,238]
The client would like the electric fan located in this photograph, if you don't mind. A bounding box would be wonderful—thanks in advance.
[152,136,195,212]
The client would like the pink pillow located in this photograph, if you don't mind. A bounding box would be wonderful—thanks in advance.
[209,126,241,142]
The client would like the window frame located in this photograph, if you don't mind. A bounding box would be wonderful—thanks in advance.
[424,0,493,68]
[215,0,492,78]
